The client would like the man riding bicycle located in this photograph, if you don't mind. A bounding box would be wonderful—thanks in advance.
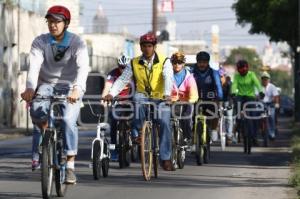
[190,51,223,142]
[170,52,198,144]
[104,32,174,171]
[231,60,264,150]
[21,5,90,184]
[101,54,132,161]
[260,71,280,140]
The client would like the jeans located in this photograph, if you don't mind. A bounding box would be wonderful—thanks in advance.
[32,125,41,160]
[31,84,83,157]
[266,104,276,138]
[132,93,171,160]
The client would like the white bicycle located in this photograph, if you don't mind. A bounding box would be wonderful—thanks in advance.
[218,105,232,151]
[88,100,114,180]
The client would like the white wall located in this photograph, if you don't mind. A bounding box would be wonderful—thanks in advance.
[0,3,47,128]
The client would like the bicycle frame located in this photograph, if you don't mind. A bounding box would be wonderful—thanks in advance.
[90,123,111,160]
[88,100,112,161]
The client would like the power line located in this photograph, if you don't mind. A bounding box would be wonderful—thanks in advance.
[82,5,230,12]
[83,17,236,27]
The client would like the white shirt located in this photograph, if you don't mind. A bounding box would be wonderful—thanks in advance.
[263,83,279,103]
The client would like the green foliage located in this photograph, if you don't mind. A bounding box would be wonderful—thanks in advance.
[269,70,293,97]
[225,47,262,73]
[289,126,300,197]
[232,0,298,50]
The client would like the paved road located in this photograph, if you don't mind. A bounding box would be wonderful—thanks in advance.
[0,118,296,199]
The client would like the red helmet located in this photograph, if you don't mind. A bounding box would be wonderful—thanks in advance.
[236,60,249,76]
[140,33,157,45]
[45,5,71,22]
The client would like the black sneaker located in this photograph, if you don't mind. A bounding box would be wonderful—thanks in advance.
[132,136,141,145]
[65,169,77,184]
[31,160,40,171]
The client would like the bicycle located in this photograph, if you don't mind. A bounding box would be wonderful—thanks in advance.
[170,104,187,169]
[193,105,210,165]
[140,101,161,181]
[32,95,69,199]
[236,98,256,155]
[87,100,111,180]
[113,101,133,168]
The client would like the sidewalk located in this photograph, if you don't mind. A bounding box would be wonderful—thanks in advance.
[0,128,31,140]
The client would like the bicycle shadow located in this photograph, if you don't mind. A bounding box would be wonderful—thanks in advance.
[74,170,289,190]
[0,192,41,199]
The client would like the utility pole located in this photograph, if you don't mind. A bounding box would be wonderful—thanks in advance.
[152,0,158,35]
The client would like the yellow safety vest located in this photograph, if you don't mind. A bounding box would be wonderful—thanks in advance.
[132,53,167,99]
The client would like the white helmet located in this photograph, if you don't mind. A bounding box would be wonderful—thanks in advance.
[117,54,130,68]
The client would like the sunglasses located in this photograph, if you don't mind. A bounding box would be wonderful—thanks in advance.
[172,60,185,65]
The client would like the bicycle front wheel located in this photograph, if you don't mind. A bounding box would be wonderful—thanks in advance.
[153,125,159,178]
[92,140,102,180]
[41,130,54,199]
[195,121,204,166]
[171,125,178,170]
[140,121,153,181]
[55,138,68,197]
[118,121,131,168]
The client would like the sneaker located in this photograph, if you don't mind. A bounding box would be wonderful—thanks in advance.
[269,135,275,141]
[232,136,237,144]
[132,136,141,145]
[162,160,175,171]
[31,160,40,171]
[65,169,77,184]
[226,135,233,146]
[211,130,218,142]
[183,138,192,146]
[110,150,118,162]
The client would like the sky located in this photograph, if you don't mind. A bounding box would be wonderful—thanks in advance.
[80,0,271,52]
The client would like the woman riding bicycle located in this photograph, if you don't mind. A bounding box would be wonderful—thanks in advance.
[170,52,198,145]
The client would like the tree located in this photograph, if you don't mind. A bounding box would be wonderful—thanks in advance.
[232,0,299,121]
[225,47,263,73]
[269,70,293,97]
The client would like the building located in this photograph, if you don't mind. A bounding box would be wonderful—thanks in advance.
[92,4,108,34]
[262,43,292,71]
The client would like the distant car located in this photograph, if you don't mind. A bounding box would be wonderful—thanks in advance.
[279,95,294,117]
